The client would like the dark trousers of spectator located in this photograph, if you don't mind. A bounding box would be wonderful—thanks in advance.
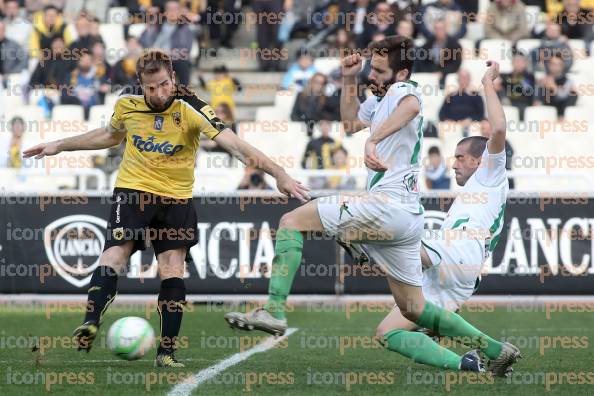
[173,60,191,87]
[549,95,578,117]
[60,95,91,120]
[207,0,240,48]
[511,100,531,121]
[251,0,283,71]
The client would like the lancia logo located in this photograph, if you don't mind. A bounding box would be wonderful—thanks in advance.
[43,215,107,287]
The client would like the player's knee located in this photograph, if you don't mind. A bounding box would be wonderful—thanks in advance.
[279,211,299,230]
[159,265,184,280]
[158,258,184,279]
[99,248,129,274]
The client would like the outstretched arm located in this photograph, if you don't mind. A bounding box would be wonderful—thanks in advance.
[482,61,507,154]
[213,129,311,203]
[23,124,126,159]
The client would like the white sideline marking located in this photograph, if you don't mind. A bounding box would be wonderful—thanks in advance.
[167,328,298,396]
[3,294,594,305]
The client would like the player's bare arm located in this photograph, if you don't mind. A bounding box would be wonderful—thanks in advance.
[482,61,507,154]
[340,53,368,134]
[364,95,421,172]
[214,129,311,203]
[22,124,126,159]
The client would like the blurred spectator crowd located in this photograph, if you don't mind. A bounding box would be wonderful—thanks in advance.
[1,0,593,192]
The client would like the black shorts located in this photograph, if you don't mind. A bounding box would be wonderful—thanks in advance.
[103,188,198,255]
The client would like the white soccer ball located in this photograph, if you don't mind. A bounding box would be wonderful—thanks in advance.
[107,316,155,360]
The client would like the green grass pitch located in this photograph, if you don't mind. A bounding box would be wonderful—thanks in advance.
[0,303,592,395]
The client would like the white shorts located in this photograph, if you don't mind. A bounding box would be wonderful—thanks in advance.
[421,235,484,310]
[316,192,424,286]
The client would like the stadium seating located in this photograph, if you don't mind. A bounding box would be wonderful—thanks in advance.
[438,121,464,142]
[98,24,126,65]
[524,6,542,32]
[465,23,485,42]
[273,90,297,118]
[524,106,557,123]
[107,7,129,24]
[568,39,587,53]
[239,121,308,171]
[458,39,475,54]
[502,106,520,124]
[128,23,146,38]
[52,105,85,123]
[194,152,245,192]
[313,58,341,75]
[0,3,591,195]
[340,128,369,165]
[515,39,541,56]
[0,90,26,109]
[478,39,513,73]
[5,105,45,122]
[89,105,113,128]
[255,106,286,122]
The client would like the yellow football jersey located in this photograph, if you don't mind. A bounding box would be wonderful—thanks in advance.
[110,90,226,198]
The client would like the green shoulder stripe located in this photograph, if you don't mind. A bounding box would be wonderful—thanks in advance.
[488,204,506,251]
[451,217,470,229]
[410,116,423,165]
[369,171,385,189]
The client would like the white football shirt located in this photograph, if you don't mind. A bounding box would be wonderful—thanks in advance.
[441,146,509,260]
[357,80,424,214]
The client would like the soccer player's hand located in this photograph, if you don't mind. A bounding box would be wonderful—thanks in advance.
[364,139,387,172]
[482,61,500,84]
[276,173,311,203]
[23,141,61,159]
[342,53,363,77]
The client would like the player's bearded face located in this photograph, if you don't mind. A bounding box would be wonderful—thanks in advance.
[141,68,176,111]
[367,54,395,97]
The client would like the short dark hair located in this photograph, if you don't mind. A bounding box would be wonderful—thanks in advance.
[295,48,311,59]
[457,136,488,158]
[136,49,173,81]
[43,5,59,13]
[368,35,414,79]
[51,36,64,45]
[213,65,228,74]
[10,116,24,128]
[428,146,441,156]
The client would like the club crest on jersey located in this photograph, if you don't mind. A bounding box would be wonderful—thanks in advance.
[154,115,164,130]
[131,135,183,156]
[172,112,181,127]
[113,227,124,240]
[404,173,419,193]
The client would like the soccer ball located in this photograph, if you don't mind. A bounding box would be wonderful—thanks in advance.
[107,316,155,360]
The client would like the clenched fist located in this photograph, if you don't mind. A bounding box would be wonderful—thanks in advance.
[342,53,363,77]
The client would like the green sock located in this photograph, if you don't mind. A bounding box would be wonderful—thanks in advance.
[416,302,502,359]
[384,329,462,370]
[264,228,303,320]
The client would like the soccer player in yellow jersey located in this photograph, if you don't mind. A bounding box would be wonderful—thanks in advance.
[23,49,310,367]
